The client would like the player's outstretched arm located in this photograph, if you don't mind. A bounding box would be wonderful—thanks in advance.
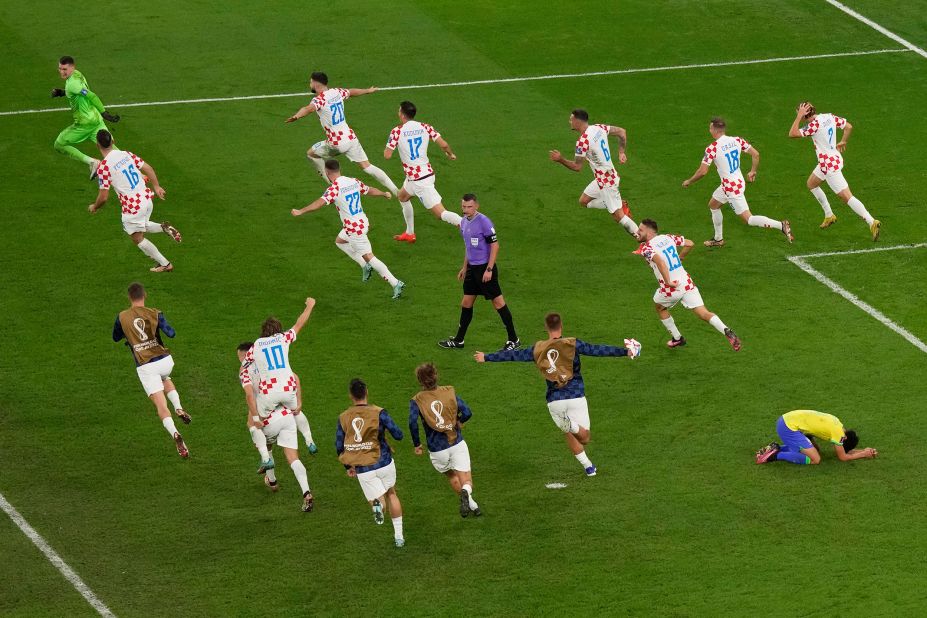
[436,137,457,160]
[834,444,878,461]
[576,340,631,358]
[88,188,110,213]
[290,297,316,335]
[548,149,583,172]
[481,347,535,363]
[291,198,326,217]
[285,103,318,123]
[140,163,166,199]
[366,187,392,200]
[347,86,377,97]
[682,163,710,188]
[608,126,628,163]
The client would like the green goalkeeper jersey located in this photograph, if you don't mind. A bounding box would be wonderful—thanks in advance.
[65,70,105,126]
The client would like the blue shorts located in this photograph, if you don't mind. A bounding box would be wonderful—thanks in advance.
[776,416,813,451]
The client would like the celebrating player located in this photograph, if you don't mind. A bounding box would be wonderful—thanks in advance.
[291,159,405,299]
[683,117,793,246]
[241,298,317,512]
[438,194,519,350]
[88,130,181,273]
[474,313,641,476]
[336,378,406,547]
[788,102,880,239]
[755,410,878,465]
[409,363,481,518]
[383,101,462,242]
[635,219,741,350]
[112,283,190,458]
[548,109,639,237]
[51,56,120,179]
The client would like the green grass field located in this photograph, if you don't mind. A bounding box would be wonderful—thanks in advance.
[2,1,927,615]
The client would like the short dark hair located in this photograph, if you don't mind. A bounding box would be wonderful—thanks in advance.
[237,341,253,352]
[640,218,659,232]
[261,317,283,337]
[324,159,340,172]
[843,430,859,452]
[349,378,367,400]
[127,282,145,300]
[96,130,113,148]
[59,56,75,66]
[571,109,589,122]
[710,117,726,130]
[461,193,478,203]
[310,71,328,85]
[545,312,562,331]
[415,363,438,390]
[399,101,417,119]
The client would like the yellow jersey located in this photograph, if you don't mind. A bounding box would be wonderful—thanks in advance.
[782,410,845,444]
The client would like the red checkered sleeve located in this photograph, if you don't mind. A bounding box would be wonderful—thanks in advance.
[321,183,339,205]
[284,329,297,344]
[129,151,145,170]
[97,159,112,189]
[702,142,718,164]
[595,123,612,133]
[243,346,254,365]
[638,242,654,262]
[575,135,589,157]
[337,88,350,100]
[239,366,251,387]
[799,119,819,137]
[386,125,401,150]
[834,115,847,129]
[310,95,323,109]
[358,181,370,195]
[423,123,440,140]
[670,234,686,247]
[736,137,751,152]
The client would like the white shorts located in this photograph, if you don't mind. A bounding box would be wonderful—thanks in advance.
[311,138,368,163]
[260,410,298,450]
[429,440,472,474]
[121,198,154,234]
[357,461,397,502]
[653,285,705,310]
[582,179,623,214]
[402,175,442,209]
[812,166,849,193]
[336,229,372,256]
[136,355,174,396]
[711,185,749,215]
[547,397,590,433]
[256,390,298,417]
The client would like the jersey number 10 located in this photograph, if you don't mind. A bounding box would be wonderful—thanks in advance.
[261,344,286,370]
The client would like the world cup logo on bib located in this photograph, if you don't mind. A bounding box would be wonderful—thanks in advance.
[430,400,447,429]
[351,417,364,442]
[133,317,149,341]
[545,349,559,374]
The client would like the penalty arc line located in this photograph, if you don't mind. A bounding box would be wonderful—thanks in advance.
[825,0,927,59]
[0,48,911,117]
[0,492,116,617]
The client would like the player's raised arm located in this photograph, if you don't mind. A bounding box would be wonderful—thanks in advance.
[347,86,377,97]
[291,197,327,217]
[290,297,316,335]
[140,162,166,199]
[682,162,710,188]
[549,149,584,172]
[607,125,628,163]
[285,101,319,123]
[788,102,814,138]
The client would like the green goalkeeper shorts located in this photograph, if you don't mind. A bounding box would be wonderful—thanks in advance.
[54,120,109,148]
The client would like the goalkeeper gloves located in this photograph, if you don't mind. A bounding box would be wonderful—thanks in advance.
[51,88,65,98]
[101,111,121,123]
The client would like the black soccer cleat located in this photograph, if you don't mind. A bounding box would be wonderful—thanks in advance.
[502,339,520,351]
[438,338,464,349]
[459,488,471,519]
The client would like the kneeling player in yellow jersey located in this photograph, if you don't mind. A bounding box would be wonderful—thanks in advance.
[755,410,878,465]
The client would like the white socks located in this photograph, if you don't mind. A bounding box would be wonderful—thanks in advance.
[810,187,834,217]
[265,465,277,483]
[306,154,326,179]
[166,389,182,412]
[709,315,728,334]
[249,426,270,461]
[575,450,593,469]
[401,201,415,234]
[618,215,639,236]
[363,165,399,193]
[747,215,783,231]
[847,197,874,224]
[145,221,163,234]
[137,238,169,266]
[661,317,682,339]
[585,198,607,209]
[391,516,403,540]
[440,210,462,226]
[290,460,310,494]
[711,209,724,240]
[369,257,399,287]
[335,241,367,267]
[162,416,178,436]
[461,483,478,509]
[294,412,314,447]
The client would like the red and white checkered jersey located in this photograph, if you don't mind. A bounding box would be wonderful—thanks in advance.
[243,329,298,399]
[386,121,441,180]
[311,87,355,146]
[703,135,751,196]
[637,234,694,295]
[575,124,619,189]
[322,176,371,236]
[239,363,258,392]
[799,113,848,173]
[97,149,154,215]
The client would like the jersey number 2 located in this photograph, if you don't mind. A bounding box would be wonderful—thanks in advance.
[261,344,286,370]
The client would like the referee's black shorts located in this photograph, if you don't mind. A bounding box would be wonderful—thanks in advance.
[463,263,502,300]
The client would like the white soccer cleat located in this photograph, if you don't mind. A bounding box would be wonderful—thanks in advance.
[624,338,642,359]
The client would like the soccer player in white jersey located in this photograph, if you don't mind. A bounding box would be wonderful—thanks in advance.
[683,118,793,247]
[635,219,741,351]
[548,109,639,237]
[789,101,880,240]
[241,298,317,512]
[285,71,414,229]
[292,159,406,299]
[88,130,182,272]
[383,101,462,242]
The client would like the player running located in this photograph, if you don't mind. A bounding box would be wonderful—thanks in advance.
[384,101,463,242]
[336,378,406,547]
[112,283,190,458]
[291,159,405,299]
[241,298,317,512]
[88,130,181,272]
[474,313,641,477]
[409,363,481,518]
[635,219,741,350]
[548,109,639,237]
[755,410,878,465]
[683,117,793,246]
[51,56,120,178]
[788,102,880,239]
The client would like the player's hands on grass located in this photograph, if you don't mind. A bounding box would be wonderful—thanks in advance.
[51,88,65,98]
[865,447,878,458]
[414,445,423,456]
[101,111,120,123]
[473,352,485,363]
[837,141,848,153]
[548,149,563,163]
[747,170,757,182]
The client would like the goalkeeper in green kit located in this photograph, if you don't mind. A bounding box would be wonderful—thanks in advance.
[52,56,121,179]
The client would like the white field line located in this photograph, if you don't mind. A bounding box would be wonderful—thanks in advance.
[0,48,910,118]
[0,492,116,617]
[787,244,927,354]
[826,0,927,59]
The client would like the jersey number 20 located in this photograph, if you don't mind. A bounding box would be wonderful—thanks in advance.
[330,101,345,126]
